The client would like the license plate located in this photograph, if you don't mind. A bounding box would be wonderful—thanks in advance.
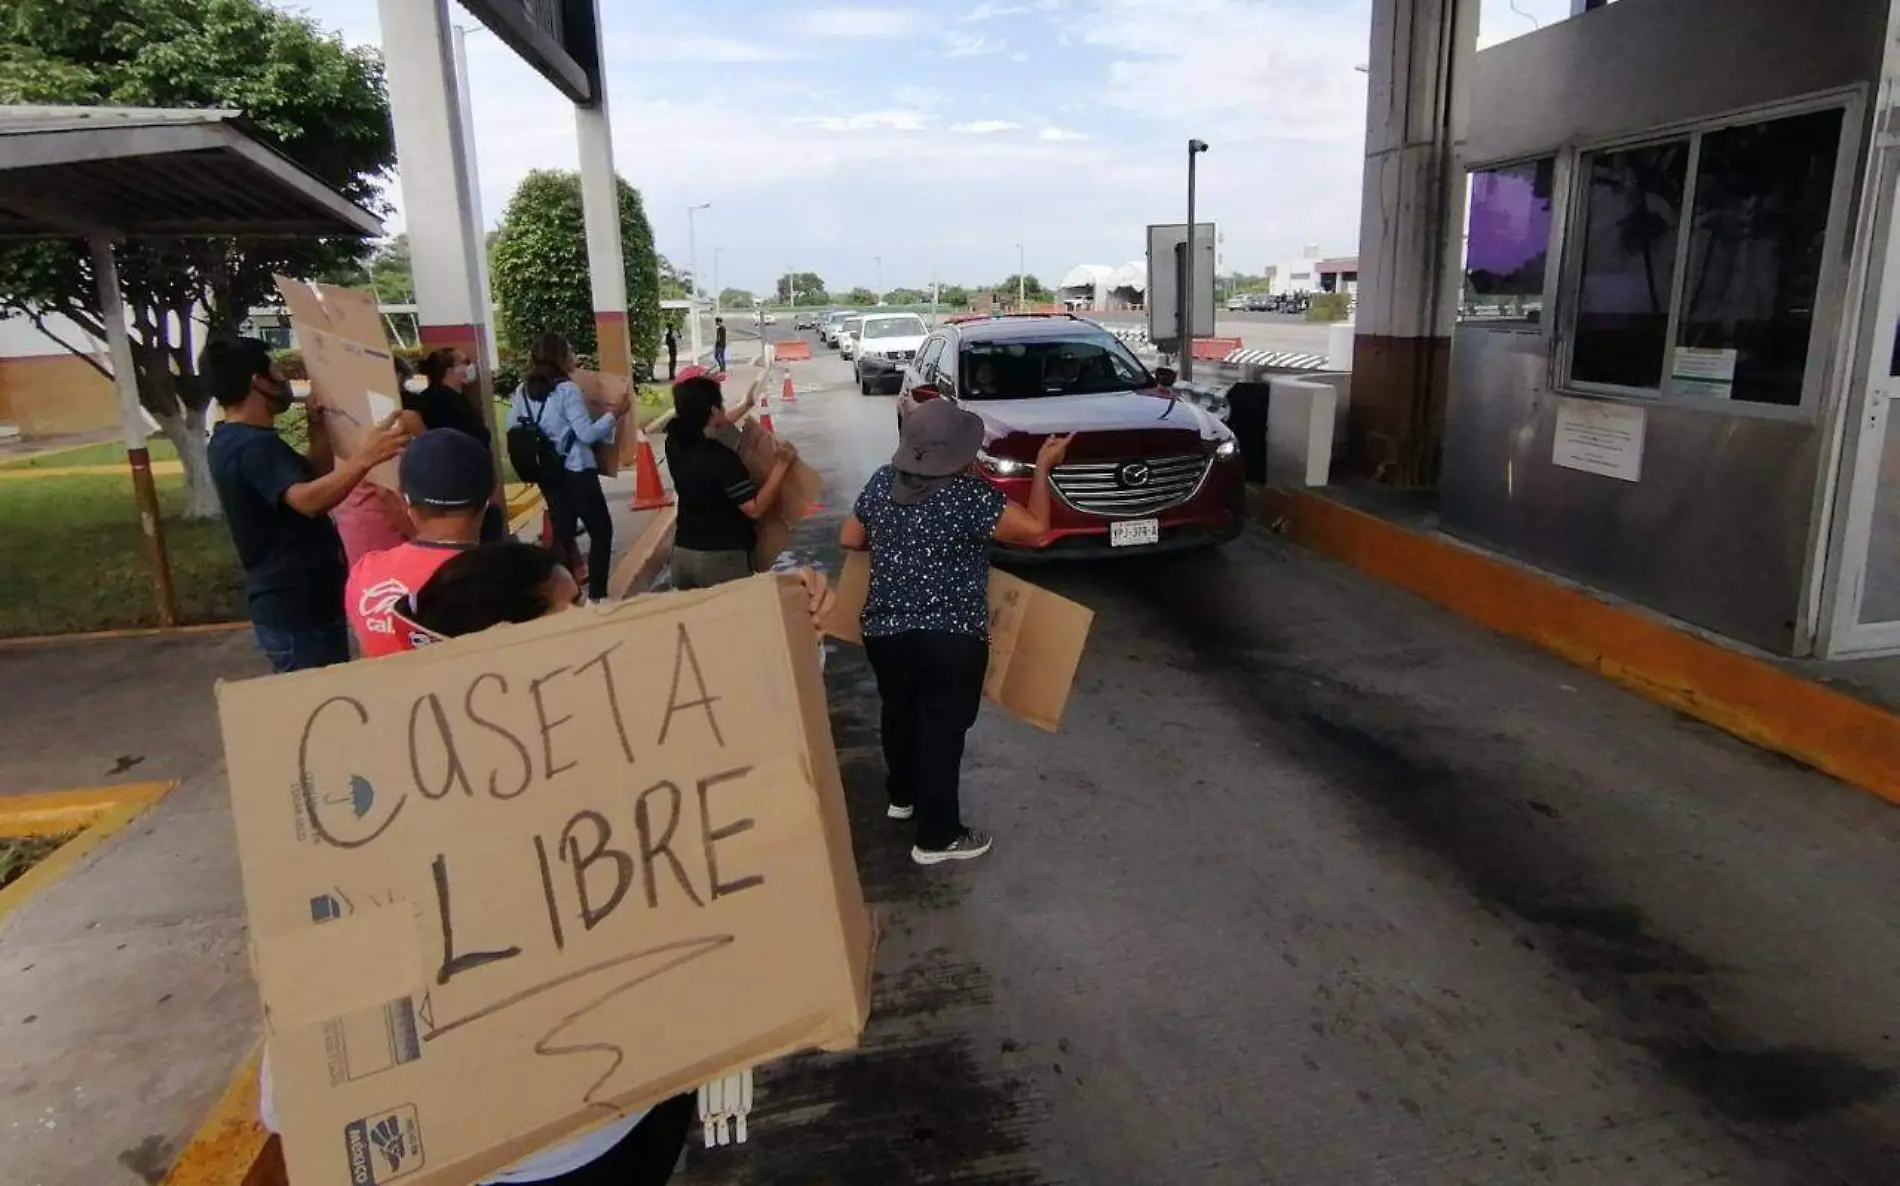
[1110,519,1160,547]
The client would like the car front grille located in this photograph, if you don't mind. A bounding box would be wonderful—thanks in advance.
[1050,453,1210,518]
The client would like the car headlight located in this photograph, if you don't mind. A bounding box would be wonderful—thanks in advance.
[977,449,1033,478]
[1214,439,1238,459]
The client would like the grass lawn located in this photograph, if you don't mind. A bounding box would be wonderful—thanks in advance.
[0,833,75,890]
[0,473,246,637]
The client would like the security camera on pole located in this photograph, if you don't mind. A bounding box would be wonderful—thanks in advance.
[1144,140,1215,383]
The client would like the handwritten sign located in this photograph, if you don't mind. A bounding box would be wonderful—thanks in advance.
[220,575,872,1186]
[825,551,1093,731]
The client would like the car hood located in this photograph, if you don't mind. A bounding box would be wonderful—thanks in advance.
[963,390,1229,443]
[859,335,926,353]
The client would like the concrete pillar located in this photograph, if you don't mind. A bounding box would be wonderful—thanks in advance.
[574,0,630,380]
[1348,0,1477,484]
[379,0,487,376]
[452,26,499,374]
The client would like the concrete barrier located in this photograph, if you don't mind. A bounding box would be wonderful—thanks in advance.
[775,340,812,361]
[1190,336,1244,360]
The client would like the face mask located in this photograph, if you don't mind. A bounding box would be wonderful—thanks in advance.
[264,375,294,415]
[460,364,477,385]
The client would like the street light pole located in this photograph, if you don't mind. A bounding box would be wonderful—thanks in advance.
[1015,243,1025,308]
[687,201,710,364]
[874,255,882,304]
[713,247,723,319]
[1181,138,1209,381]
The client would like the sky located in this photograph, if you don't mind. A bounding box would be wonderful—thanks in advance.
[304,0,1575,296]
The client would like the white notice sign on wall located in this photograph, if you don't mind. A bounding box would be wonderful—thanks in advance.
[1552,397,1645,483]
[1671,346,1738,399]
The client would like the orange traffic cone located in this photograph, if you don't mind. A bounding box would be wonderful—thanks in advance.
[629,423,673,510]
[781,373,796,403]
[759,409,776,433]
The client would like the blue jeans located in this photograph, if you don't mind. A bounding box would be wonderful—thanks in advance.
[253,620,352,674]
[715,348,727,372]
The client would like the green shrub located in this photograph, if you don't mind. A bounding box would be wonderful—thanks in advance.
[1306,293,1351,323]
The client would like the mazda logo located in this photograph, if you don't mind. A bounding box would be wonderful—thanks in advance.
[1118,461,1152,488]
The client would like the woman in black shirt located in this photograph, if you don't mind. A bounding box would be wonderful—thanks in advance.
[663,374,797,589]
[409,347,492,444]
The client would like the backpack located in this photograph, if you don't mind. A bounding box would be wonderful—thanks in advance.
[505,391,567,485]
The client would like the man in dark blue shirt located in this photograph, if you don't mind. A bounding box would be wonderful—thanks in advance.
[201,337,409,673]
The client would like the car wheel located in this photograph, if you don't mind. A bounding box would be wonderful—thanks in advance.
[861,376,873,396]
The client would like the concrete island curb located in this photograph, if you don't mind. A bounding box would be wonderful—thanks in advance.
[0,781,177,930]
[1252,486,1900,808]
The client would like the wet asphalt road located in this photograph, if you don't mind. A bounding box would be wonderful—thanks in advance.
[679,336,1900,1185]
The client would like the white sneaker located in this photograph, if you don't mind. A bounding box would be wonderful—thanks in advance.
[912,828,992,865]
[887,804,914,820]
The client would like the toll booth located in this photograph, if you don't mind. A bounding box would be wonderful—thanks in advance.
[1423,0,1900,657]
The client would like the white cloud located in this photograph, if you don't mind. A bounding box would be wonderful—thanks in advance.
[803,7,924,38]
[1010,51,1030,62]
[964,1,1030,18]
[946,32,1003,57]
[645,36,800,63]
[796,110,934,132]
[304,0,1373,296]
[889,83,951,110]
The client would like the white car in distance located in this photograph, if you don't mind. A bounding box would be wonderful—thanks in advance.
[822,311,858,347]
[852,313,930,395]
[837,316,864,360]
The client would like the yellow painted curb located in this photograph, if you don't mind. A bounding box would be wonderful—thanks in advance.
[0,621,248,650]
[1259,487,1900,807]
[0,781,176,929]
[159,1046,284,1186]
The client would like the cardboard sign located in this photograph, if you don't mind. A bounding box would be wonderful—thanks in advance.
[570,369,633,478]
[219,575,874,1186]
[275,276,404,491]
[825,550,1093,731]
[736,421,823,573]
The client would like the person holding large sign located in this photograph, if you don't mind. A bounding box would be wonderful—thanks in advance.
[202,336,411,673]
[839,399,1071,864]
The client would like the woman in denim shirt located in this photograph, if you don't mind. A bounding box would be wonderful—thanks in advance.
[508,332,627,600]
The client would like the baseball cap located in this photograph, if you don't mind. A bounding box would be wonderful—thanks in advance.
[399,428,493,509]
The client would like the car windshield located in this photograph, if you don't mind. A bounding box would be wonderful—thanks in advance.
[842,318,863,334]
[862,316,926,339]
[959,334,1153,400]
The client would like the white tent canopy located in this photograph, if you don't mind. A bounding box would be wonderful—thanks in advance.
[1057,263,1112,310]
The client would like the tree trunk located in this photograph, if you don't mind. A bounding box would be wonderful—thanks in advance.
[154,404,221,521]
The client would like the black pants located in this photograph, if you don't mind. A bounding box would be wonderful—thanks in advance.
[667,349,677,379]
[544,1093,693,1185]
[547,468,613,600]
[863,631,988,850]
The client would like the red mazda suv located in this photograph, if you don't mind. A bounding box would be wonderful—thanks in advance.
[896,314,1244,558]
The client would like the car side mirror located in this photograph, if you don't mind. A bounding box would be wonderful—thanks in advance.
[1154,366,1178,388]
[910,383,942,402]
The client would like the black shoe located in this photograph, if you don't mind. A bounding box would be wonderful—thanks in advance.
[912,828,992,866]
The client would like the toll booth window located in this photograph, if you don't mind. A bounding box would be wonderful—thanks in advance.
[1568,139,1689,390]
[1562,105,1846,406]
[1464,158,1554,322]
[1673,108,1843,406]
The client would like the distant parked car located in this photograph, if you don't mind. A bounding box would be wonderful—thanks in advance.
[1225,293,1251,311]
[795,313,819,330]
[760,312,778,326]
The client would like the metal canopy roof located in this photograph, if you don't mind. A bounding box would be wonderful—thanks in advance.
[0,105,382,239]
